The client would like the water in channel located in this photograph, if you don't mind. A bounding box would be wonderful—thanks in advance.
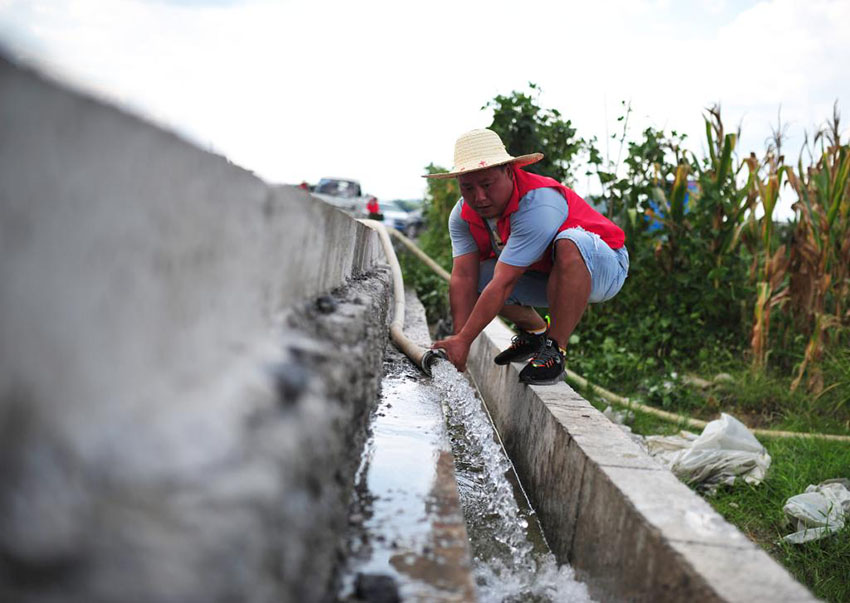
[430,360,593,603]
[339,350,593,602]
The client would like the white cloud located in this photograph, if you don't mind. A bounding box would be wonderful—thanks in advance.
[0,0,847,205]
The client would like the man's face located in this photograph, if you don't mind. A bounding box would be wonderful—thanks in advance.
[458,165,514,219]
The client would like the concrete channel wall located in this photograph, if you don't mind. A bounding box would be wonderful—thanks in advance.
[0,56,391,602]
[468,319,817,603]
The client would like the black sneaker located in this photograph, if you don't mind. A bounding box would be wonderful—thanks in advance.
[494,329,547,365]
[518,338,565,385]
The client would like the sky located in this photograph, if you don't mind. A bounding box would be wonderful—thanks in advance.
[1,0,848,217]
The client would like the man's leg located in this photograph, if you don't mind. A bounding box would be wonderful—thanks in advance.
[519,232,627,385]
[477,259,549,331]
[546,239,591,350]
[476,259,550,365]
[516,239,590,384]
[498,304,547,332]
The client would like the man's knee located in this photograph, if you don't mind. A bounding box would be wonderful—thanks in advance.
[553,239,588,274]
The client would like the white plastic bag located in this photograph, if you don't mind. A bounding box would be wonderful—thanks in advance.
[643,430,699,468]
[782,479,850,544]
[603,405,635,432]
[644,414,771,492]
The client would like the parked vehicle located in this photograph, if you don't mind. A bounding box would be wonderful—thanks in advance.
[311,178,370,214]
[381,199,424,237]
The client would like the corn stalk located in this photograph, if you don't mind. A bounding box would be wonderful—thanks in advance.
[786,130,850,392]
[746,150,791,371]
[644,163,690,275]
[694,106,755,288]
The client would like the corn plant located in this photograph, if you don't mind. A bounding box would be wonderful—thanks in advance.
[691,106,759,290]
[644,107,753,279]
[745,149,792,371]
[644,162,691,274]
[785,110,850,392]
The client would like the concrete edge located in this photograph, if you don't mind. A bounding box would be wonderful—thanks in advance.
[466,318,817,603]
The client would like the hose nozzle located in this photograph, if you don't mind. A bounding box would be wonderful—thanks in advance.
[421,348,448,377]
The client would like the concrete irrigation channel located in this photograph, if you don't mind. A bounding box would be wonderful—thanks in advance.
[0,56,817,602]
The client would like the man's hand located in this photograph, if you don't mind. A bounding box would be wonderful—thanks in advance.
[431,334,472,372]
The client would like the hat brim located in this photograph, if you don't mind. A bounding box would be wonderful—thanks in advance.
[422,153,544,179]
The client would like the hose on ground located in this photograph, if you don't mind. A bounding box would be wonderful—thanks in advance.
[386,227,850,443]
[358,219,445,376]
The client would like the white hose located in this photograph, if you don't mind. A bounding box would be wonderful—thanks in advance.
[358,219,445,375]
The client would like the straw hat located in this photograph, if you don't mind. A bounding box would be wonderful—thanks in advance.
[423,128,544,179]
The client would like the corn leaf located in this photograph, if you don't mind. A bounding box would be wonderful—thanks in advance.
[827,146,849,225]
[717,133,736,186]
[705,119,716,166]
[670,164,689,223]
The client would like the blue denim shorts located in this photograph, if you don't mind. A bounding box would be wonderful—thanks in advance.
[478,227,629,306]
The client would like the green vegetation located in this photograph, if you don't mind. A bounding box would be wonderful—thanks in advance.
[399,164,454,326]
[398,84,849,601]
[710,437,850,603]
[484,82,585,186]
[585,385,850,603]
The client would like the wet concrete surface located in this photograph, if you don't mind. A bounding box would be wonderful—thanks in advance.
[337,352,476,602]
[337,291,594,602]
[336,290,476,601]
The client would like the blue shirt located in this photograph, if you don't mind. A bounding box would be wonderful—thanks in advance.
[448,187,569,267]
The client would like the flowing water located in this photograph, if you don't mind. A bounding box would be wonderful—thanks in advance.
[430,360,593,603]
[338,353,593,602]
[338,355,474,601]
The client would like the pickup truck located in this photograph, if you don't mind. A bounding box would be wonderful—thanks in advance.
[311,178,373,215]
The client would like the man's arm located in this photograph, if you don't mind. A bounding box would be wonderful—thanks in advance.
[449,252,479,335]
[456,261,525,344]
[434,259,525,371]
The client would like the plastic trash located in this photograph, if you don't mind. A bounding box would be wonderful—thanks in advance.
[644,413,771,492]
[603,405,635,432]
[603,406,648,448]
[782,479,850,544]
[643,430,699,467]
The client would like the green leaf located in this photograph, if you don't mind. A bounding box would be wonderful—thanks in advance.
[705,119,717,165]
[827,147,849,225]
[670,164,689,223]
[717,133,736,185]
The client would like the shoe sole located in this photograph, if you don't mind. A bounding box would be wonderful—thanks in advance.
[518,372,565,386]
[493,352,535,366]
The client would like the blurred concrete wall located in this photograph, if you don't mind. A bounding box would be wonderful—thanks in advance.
[0,56,389,602]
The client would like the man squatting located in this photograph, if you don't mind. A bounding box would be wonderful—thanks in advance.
[429,129,629,385]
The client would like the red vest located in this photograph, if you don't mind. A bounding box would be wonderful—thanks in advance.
[460,166,625,272]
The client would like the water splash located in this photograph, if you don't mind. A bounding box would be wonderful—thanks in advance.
[430,360,594,603]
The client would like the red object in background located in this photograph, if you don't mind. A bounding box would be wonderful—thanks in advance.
[298,181,309,190]
[366,197,380,215]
